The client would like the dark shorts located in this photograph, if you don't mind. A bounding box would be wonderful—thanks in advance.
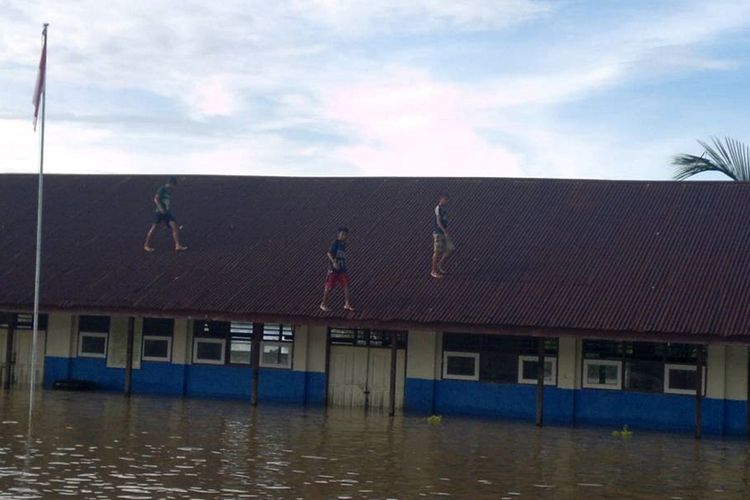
[154,211,175,226]
[324,271,349,290]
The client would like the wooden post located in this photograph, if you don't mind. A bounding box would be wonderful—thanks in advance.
[389,332,398,417]
[746,346,750,439]
[251,322,263,406]
[324,329,332,407]
[124,317,134,397]
[4,314,16,390]
[695,345,704,439]
[535,337,545,427]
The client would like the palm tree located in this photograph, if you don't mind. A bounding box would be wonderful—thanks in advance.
[672,137,750,181]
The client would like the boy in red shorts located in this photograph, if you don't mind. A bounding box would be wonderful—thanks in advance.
[320,227,354,312]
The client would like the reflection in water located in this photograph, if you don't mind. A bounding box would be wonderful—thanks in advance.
[0,390,749,498]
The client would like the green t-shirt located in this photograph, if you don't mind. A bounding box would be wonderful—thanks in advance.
[155,185,172,212]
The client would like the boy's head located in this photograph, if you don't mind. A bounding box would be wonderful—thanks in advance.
[438,193,449,205]
[167,176,178,187]
[337,227,349,240]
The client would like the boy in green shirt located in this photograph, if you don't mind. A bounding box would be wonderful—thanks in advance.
[143,176,188,252]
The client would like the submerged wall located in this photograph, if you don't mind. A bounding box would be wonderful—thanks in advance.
[38,313,750,436]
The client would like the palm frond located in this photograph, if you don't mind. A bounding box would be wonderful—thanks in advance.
[672,137,750,181]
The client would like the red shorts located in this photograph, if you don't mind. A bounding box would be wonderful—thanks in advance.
[324,271,349,290]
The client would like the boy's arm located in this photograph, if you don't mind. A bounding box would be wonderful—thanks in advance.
[435,206,448,235]
[154,193,165,213]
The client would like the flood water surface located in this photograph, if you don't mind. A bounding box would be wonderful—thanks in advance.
[1,391,749,499]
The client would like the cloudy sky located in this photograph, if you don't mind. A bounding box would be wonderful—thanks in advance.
[1,0,749,179]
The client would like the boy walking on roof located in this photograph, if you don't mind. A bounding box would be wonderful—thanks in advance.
[144,176,188,252]
[431,194,454,278]
[320,227,354,312]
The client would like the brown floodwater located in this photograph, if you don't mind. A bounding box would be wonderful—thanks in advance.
[1,390,749,499]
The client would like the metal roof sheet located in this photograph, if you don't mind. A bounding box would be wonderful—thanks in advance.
[1,174,748,340]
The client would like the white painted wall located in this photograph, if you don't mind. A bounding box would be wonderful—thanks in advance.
[306,324,327,374]
[724,344,747,401]
[557,336,578,390]
[292,324,308,372]
[406,330,439,380]
[106,316,141,369]
[46,314,74,358]
[172,319,190,364]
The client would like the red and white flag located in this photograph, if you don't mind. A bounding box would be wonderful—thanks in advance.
[32,33,47,131]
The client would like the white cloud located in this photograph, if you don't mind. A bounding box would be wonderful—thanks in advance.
[0,0,748,179]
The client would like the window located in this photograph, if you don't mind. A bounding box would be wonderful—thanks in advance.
[583,340,702,394]
[13,313,48,330]
[229,322,253,365]
[261,343,292,368]
[443,352,479,381]
[143,336,172,362]
[191,320,295,367]
[192,338,226,365]
[141,318,174,362]
[262,323,294,342]
[664,364,705,395]
[79,332,108,358]
[517,356,557,385]
[78,315,110,358]
[329,328,407,348]
[442,333,558,385]
[582,359,622,390]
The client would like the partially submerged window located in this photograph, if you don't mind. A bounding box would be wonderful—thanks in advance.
[78,315,110,359]
[260,323,294,368]
[664,364,705,395]
[583,359,622,390]
[193,320,230,365]
[517,355,557,385]
[582,340,702,394]
[442,333,558,385]
[443,352,479,381]
[142,318,174,362]
[229,322,253,365]
[193,337,225,365]
[191,320,294,367]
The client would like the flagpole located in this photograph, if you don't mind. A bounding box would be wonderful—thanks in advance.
[29,23,48,396]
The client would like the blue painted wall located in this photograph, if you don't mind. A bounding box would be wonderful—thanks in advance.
[43,356,326,405]
[44,357,746,435]
[405,377,748,436]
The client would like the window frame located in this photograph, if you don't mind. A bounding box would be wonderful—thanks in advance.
[192,337,226,365]
[142,335,173,363]
[442,351,480,381]
[517,355,557,385]
[582,359,623,390]
[664,363,705,395]
[259,341,293,369]
[78,331,108,359]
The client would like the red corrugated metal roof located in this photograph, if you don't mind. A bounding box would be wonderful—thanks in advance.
[1,174,748,340]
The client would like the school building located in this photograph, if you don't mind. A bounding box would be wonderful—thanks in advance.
[1,174,749,436]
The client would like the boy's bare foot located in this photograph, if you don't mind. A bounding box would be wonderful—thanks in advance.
[344,304,355,311]
[319,303,330,312]
[175,245,188,251]
[430,271,443,278]
[144,245,155,252]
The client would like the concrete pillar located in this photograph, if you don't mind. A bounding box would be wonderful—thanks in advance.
[292,324,309,372]
[107,316,141,370]
[706,343,726,400]
[557,336,578,390]
[306,324,328,405]
[172,319,190,364]
[406,329,440,414]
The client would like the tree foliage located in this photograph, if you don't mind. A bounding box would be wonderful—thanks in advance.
[672,137,750,181]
